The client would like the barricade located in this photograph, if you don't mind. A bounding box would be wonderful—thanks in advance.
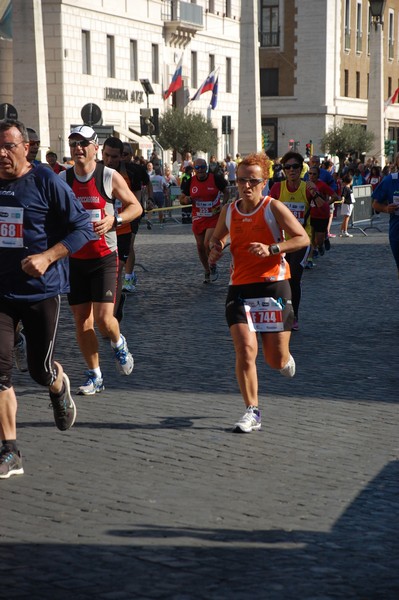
[349,184,381,235]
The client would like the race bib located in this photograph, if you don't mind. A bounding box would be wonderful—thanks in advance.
[197,200,213,217]
[0,206,24,248]
[87,208,102,237]
[244,297,284,332]
[286,202,305,223]
[393,195,399,215]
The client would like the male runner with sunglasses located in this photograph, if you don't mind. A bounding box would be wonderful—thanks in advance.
[269,151,318,331]
[179,158,229,283]
[60,126,142,395]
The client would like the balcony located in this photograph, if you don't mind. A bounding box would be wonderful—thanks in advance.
[162,1,203,46]
[259,30,280,48]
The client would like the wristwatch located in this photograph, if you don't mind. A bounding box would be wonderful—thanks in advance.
[269,244,280,255]
[114,215,123,228]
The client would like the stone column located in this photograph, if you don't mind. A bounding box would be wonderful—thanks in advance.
[238,0,262,155]
[367,20,385,166]
[12,0,49,159]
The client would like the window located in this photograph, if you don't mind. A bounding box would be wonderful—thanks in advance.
[260,1,279,47]
[356,2,362,52]
[107,35,115,78]
[225,0,231,18]
[82,30,91,75]
[152,44,159,84]
[344,69,349,97]
[191,51,198,88]
[208,0,215,13]
[344,0,351,50]
[209,54,215,73]
[226,57,232,93]
[356,71,360,98]
[388,76,392,98]
[388,10,394,60]
[260,68,279,96]
[130,40,138,81]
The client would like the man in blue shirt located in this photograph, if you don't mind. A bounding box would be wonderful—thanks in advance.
[0,119,95,479]
[372,173,399,278]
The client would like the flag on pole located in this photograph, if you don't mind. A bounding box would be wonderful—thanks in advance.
[163,54,183,100]
[384,87,399,110]
[210,76,219,110]
[191,69,217,101]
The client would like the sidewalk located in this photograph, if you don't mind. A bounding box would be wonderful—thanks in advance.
[2,216,398,599]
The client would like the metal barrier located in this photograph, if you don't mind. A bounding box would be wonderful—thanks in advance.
[349,184,381,236]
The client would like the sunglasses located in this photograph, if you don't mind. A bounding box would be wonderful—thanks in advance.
[237,177,264,186]
[69,139,92,148]
[284,163,301,170]
[194,165,207,170]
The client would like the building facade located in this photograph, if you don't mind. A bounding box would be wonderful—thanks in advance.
[259,0,399,159]
[0,0,242,162]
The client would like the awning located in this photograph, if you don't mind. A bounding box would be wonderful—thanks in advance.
[114,128,153,150]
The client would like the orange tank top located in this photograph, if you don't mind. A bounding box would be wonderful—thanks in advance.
[226,196,290,285]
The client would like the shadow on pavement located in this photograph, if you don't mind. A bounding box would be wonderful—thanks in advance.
[2,460,398,599]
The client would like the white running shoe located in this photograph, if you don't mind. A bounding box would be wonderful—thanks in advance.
[113,335,134,375]
[233,406,261,433]
[78,371,105,395]
[280,354,296,378]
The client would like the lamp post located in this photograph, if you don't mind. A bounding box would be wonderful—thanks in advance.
[367,0,386,167]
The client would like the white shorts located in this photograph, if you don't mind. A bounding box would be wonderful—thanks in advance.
[340,203,353,217]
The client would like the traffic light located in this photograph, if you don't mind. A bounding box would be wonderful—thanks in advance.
[384,139,390,155]
[390,139,396,155]
[140,108,159,136]
[306,143,311,157]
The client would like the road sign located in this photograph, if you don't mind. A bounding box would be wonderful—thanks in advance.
[81,103,102,126]
[0,103,18,120]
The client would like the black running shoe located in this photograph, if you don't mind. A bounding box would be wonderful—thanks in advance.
[50,373,77,431]
[0,446,24,479]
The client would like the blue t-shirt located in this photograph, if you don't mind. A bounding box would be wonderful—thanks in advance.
[0,166,95,301]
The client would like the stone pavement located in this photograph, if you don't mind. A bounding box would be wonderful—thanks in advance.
[2,214,399,600]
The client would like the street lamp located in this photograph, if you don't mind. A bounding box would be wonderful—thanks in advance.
[367,0,386,166]
[369,0,386,21]
[140,78,154,109]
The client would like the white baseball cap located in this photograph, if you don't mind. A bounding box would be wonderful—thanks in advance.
[69,125,98,143]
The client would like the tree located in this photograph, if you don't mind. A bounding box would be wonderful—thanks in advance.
[157,108,218,158]
[320,124,375,173]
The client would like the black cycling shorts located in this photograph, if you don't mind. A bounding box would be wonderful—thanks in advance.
[68,252,118,305]
[225,280,294,330]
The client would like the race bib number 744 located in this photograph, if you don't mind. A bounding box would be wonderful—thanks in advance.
[244,297,284,332]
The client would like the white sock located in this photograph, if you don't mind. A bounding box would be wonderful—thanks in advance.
[111,336,123,349]
[279,354,296,378]
[91,367,102,378]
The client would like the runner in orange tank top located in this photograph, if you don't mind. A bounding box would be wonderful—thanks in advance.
[208,152,309,433]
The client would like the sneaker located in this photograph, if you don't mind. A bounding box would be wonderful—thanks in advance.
[292,318,299,331]
[328,233,336,238]
[50,373,76,431]
[77,371,105,395]
[280,354,296,378]
[305,259,314,270]
[0,446,24,479]
[14,330,28,373]
[233,406,261,433]
[146,220,152,230]
[210,264,219,282]
[340,231,353,238]
[203,272,211,284]
[113,335,134,375]
[122,278,137,293]
[324,237,331,251]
